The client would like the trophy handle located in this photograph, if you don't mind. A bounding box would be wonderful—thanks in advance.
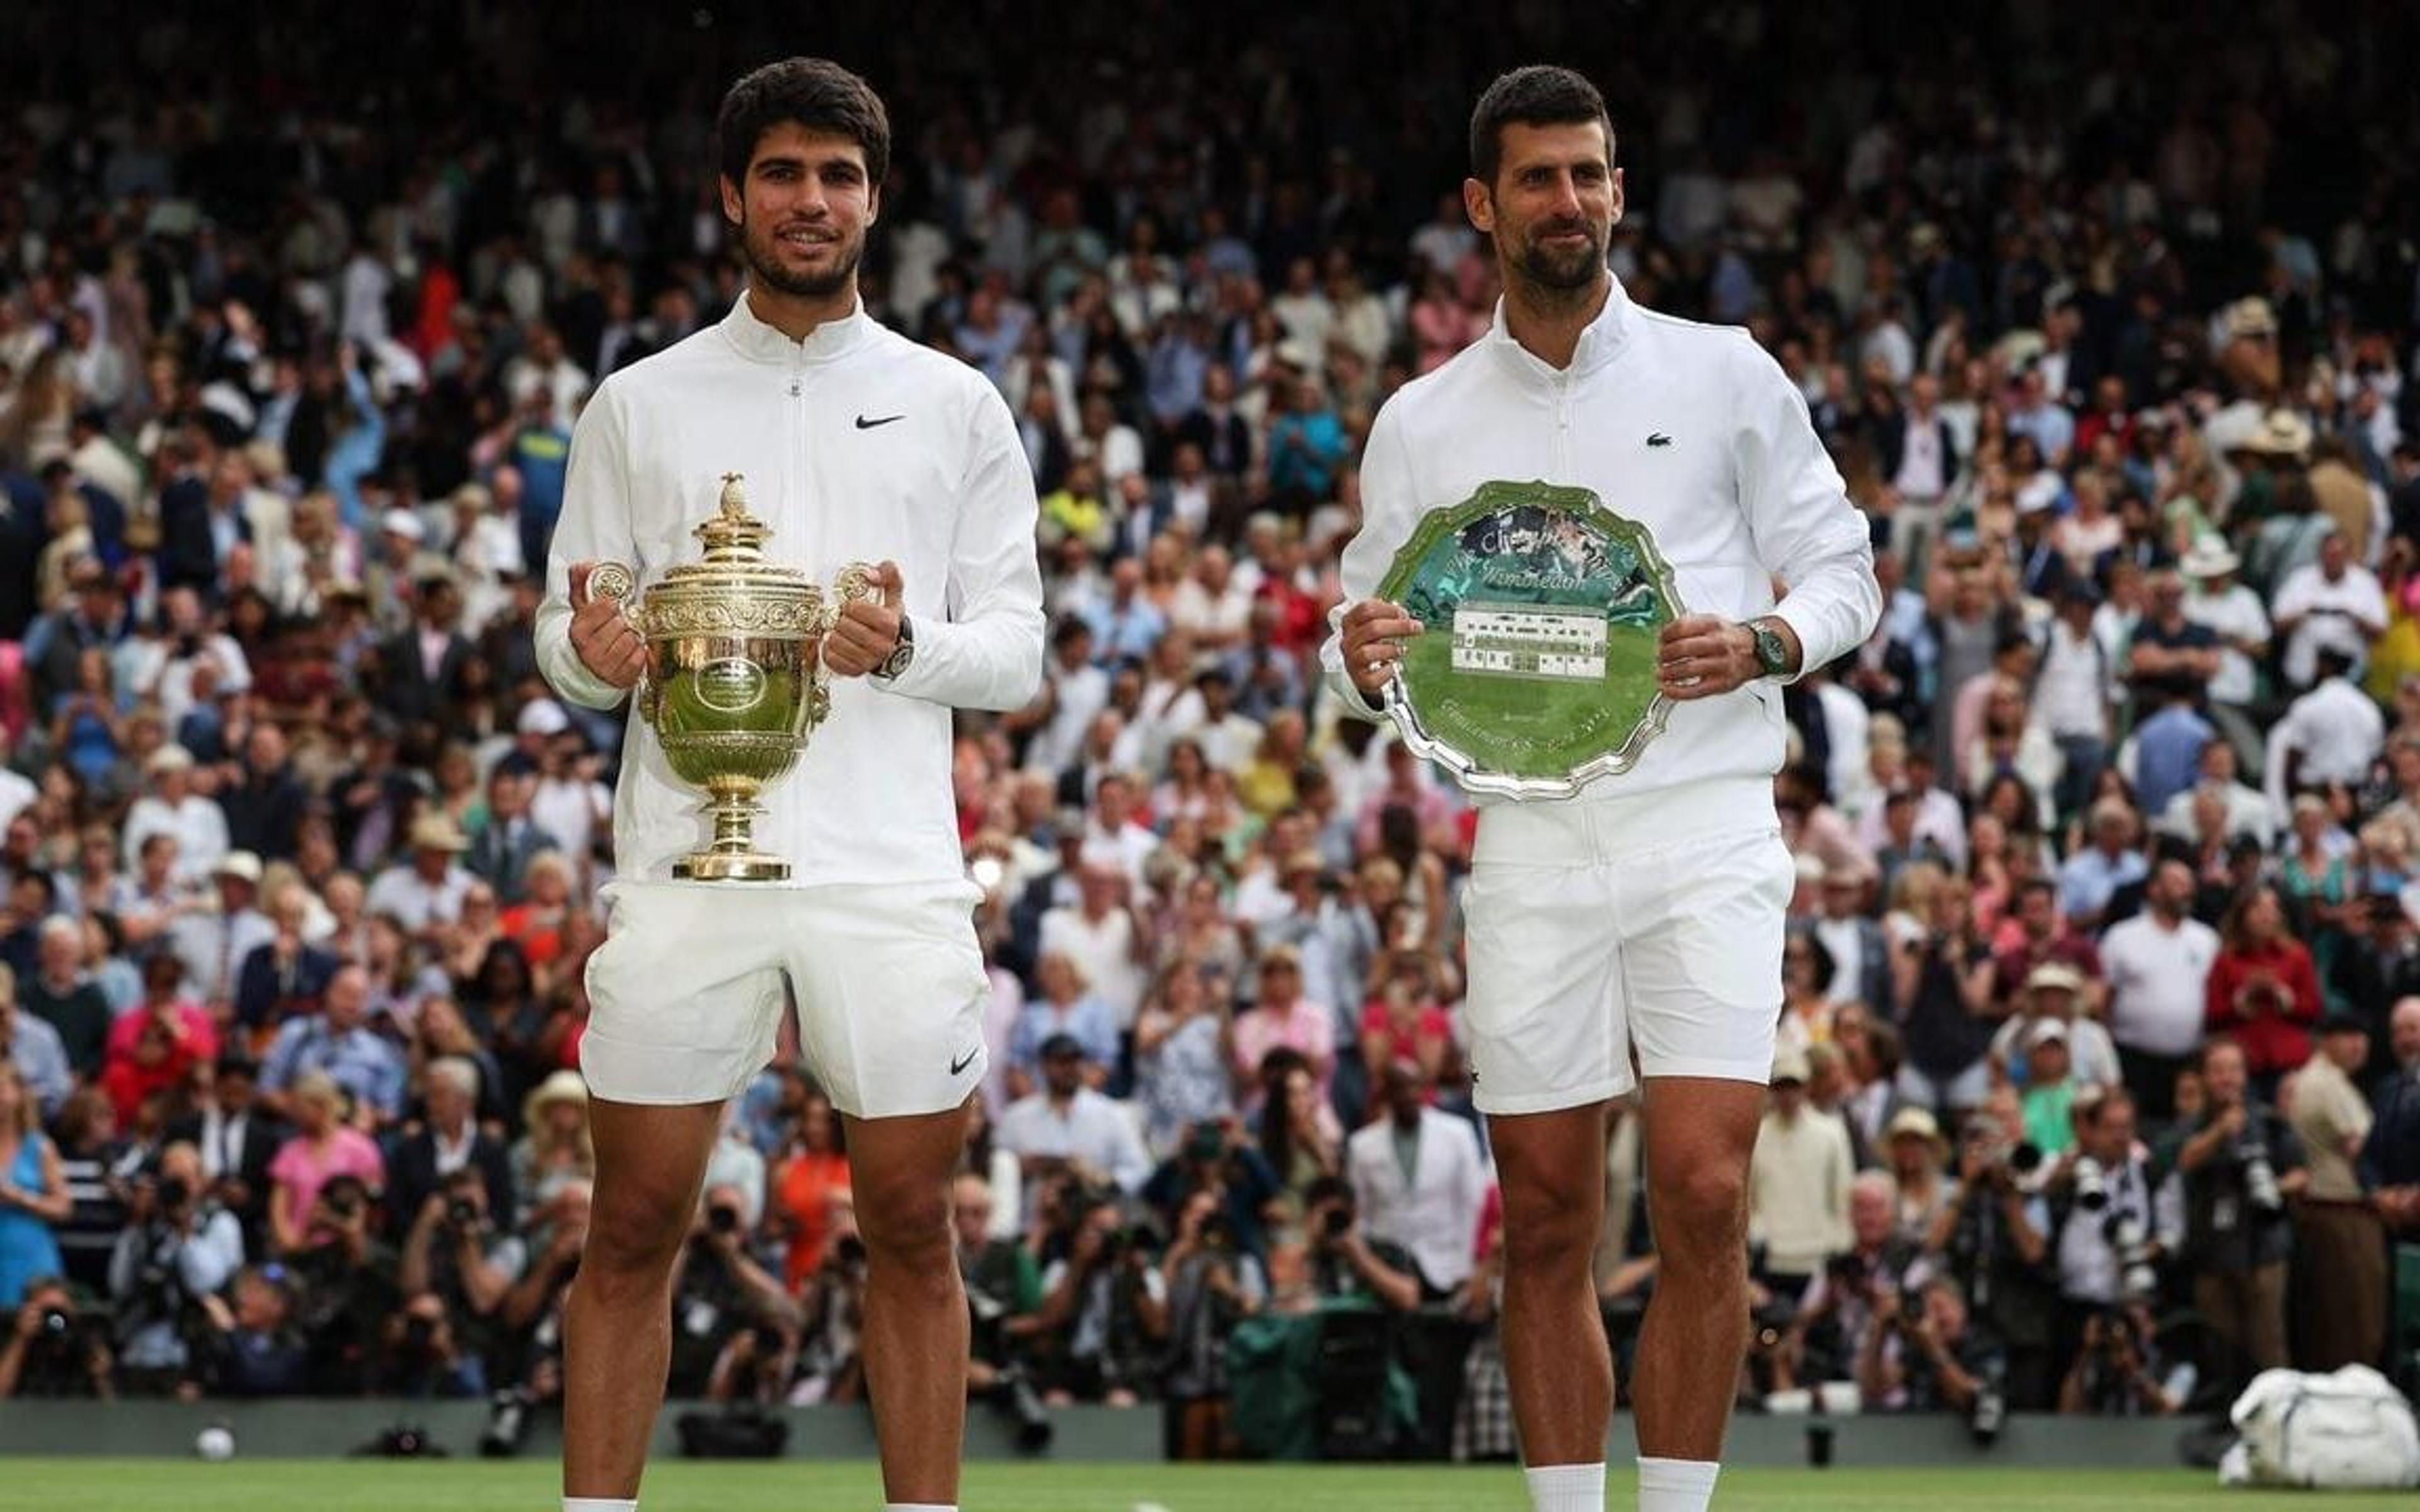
[585,561,657,721]
[826,561,887,634]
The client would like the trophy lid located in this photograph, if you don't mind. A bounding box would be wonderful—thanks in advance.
[653,473,822,597]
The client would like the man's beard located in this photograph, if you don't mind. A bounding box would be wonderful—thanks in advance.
[739,214,861,300]
[1512,220,1606,294]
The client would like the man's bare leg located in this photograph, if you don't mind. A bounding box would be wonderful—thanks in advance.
[562,1097,725,1501]
[1491,1101,1614,1466]
[1630,1075,1764,1500]
[844,1101,976,1506]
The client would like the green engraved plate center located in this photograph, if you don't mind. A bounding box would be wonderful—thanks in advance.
[1373,480,1683,799]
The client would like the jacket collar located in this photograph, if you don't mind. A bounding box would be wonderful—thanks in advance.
[1484,272,1634,388]
[719,287,872,367]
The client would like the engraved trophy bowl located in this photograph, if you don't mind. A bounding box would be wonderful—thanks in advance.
[590,473,880,881]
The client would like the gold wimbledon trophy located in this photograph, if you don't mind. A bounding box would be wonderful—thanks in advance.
[589,474,878,881]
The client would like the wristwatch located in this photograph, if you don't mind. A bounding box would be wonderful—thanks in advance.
[872,614,916,681]
[1749,618,1792,679]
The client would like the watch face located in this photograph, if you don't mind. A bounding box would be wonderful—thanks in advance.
[1756,626,1787,673]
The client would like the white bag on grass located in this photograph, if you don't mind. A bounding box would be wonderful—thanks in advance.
[2221,1365,2420,1490]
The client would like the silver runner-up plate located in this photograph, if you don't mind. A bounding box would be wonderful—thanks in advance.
[1373,479,1685,801]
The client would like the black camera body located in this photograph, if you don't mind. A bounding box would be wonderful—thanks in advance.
[447,1196,482,1230]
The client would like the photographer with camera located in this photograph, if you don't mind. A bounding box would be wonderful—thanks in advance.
[1770,1173,1922,1397]
[953,1171,1054,1450]
[1023,1188,1169,1406]
[2050,1089,2175,1331]
[676,1181,800,1405]
[0,1273,113,1399]
[396,1166,522,1396]
[1159,1183,1266,1457]
[1299,1174,1420,1314]
[1855,1274,1999,1418]
[2173,1036,2304,1397]
[1927,1097,2058,1409]
[2055,1301,2184,1416]
[188,1263,313,1397]
[480,1179,594,1456]
[108,1140,243,1393]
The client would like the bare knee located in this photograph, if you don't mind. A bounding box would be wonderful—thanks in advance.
[1501,1171,1601,1278]
[1650,1162,1746,1268]
[853,1174,955,1283]
[582,1188,694,1289]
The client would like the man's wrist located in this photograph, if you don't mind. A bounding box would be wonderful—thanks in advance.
[872,613,916,681]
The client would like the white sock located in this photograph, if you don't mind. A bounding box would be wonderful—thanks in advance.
[1637,1455,1720,1511]
[563,1501,637,1511]
[1524,1461,1606,1511]
[883,1505,957,1511]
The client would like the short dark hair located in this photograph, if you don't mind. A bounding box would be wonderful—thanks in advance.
[1468,66,1613,188]
[717,57,890,192]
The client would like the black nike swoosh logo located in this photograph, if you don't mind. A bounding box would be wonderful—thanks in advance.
[948,1046,980,1076]
[855,413,905,430]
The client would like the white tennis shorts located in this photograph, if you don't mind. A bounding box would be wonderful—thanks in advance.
[1461,779,1793,1116]
[581,876,990,1118]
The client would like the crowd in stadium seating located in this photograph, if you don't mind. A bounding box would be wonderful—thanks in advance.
[1,0,2417,1458]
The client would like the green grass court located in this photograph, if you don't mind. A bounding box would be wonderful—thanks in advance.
[4,1460,2414,1511]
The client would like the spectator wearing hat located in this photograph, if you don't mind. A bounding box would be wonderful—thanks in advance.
[507,1067,592,1220]
[357,503,430,634]
[996,1032,1151,1197]
[2271,527,2387,694]
[2263,649,2385,828]
[1877,1105,1951,1246]
[1747,1043,1855,1293]
[2176,535,2272,774]
[120,744,229,888]
[364,811,476,940]
[1993,961,2121,1090]
[2283,1009,2385,1372]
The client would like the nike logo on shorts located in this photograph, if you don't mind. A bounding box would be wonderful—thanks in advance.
[948,1046,980,1076]
[856,413,906,429]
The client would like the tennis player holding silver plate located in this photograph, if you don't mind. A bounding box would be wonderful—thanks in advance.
[1322,65,1878,1512]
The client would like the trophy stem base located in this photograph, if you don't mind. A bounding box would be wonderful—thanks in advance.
[674,786,789,882]
[673,851,792,883]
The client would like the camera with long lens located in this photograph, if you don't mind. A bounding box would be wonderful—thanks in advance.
[446,1196,482,1230]
[2102,1211,2160,1303]
[2070,1157,2109,1213]
[2237,1133,2285,1217]
[478,1385,534,1458]
[991,1363,1055,1453]
[706,1203,742,1236]
[1970,1368,2008,1446]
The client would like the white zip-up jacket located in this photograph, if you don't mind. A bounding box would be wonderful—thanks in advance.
[538,295,1045,886]
[1323,277,1881,819]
